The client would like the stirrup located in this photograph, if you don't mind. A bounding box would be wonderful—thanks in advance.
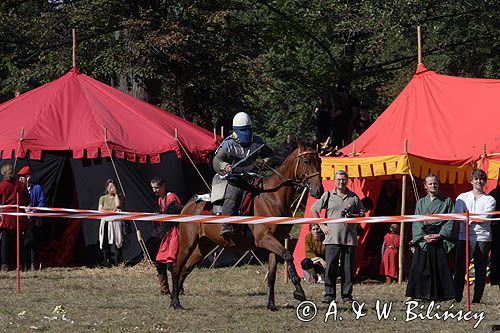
[220,224,234,239]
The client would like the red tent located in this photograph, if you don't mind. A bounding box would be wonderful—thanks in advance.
[0,68,218,267]
[294,64,500,278]
[0,67,216,163]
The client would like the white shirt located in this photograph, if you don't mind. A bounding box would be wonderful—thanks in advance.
[454,191,496,242]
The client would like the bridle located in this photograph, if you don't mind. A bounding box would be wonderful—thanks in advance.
[293,150,321,187]
[262,149,321,191]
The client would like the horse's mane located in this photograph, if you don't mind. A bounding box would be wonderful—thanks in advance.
[271,137,315,167]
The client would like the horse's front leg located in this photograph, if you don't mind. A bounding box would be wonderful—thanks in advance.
[171,223,200,310]
[266,253,278,311]
[256,233,306,303]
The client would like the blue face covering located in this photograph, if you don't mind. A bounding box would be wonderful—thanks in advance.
[233,125,253,145]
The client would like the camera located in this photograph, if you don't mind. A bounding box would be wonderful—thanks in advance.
[340,207,352,218]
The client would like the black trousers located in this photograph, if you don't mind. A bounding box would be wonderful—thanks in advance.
[23,224,41,269]
[0,228,15,267]
[454,240,491,302]
[324,244,356,299]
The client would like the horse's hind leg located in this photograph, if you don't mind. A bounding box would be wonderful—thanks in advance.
[256,233,306,303]
[178,246,203,294]
[266,253,278,311]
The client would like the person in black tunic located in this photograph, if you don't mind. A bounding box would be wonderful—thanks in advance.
[488,184,500,290]
[405,174,456,301]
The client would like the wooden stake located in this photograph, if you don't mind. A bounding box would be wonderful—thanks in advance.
[175,128,178,140]
[292,187,308,217]
[417,26,422,64]
[398,139,408,284]
[220,126,224,138]
[213,128,217,142]
[72,29,77,69]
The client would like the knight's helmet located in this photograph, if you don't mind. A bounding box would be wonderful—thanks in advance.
[232,112,253,145]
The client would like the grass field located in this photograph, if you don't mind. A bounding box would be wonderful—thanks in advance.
[0,263,498,332]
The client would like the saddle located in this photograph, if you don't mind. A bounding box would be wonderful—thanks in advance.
[202,174,263,216]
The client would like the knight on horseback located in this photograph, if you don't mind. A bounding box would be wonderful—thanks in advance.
[212,112,273,239]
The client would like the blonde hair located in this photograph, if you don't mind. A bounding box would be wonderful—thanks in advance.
[1,164,14,181]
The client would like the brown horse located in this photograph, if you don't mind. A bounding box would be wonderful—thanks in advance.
[170,138,323,310]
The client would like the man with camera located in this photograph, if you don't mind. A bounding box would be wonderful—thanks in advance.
[310,170,365,304]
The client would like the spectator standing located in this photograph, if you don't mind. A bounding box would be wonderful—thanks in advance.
[310,170,365,304]
[313,94,335,144]
[405,174,455,301]
[380,223,400,284]
[454,169,495,303]
[301,224,326,283]
[332,85,358,147]
[17,166,46,270]
[0,164,30,271]
[354,103,374,136]
[98,179,124,267]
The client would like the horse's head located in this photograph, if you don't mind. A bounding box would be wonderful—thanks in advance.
[294,138,324,199]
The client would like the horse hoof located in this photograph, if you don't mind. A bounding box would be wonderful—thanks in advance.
[267,304,278,311]
[170,303,184,310]
[293,290,306,302]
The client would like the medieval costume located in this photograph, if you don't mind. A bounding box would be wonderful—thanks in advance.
[380,232,400,280]
[488,186,500,287]
[155,192,182,264]
[405,193,456,301]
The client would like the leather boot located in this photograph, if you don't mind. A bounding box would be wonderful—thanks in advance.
[157,274,170,295]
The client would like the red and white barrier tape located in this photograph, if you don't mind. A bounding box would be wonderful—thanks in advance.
[1,205,499,224]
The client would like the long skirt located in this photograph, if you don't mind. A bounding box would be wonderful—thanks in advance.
[405,243,456,301]
[155,226,179,263]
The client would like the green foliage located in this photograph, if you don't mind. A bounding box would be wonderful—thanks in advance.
[1,0,499,145]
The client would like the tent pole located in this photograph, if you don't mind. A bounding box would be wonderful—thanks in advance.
[398,175,407,284]
[103,127,154,267]
[16,193,20,293]
[12,128,24,173]
[72,29,77,69]
[417,26,422,64]
[398,139,408,284]
[175,128,212,192]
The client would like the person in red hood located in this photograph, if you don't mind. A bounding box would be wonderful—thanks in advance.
[0,163,30,271]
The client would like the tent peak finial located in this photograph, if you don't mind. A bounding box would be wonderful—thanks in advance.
[415,63,428,74]
[71,66,80,74]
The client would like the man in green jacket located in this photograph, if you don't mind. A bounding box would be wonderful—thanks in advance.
[405,173,456,301]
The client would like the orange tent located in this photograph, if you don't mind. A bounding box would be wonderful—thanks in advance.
[294,63,500,278]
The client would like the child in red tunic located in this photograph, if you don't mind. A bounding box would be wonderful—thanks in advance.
[380,223,400,283]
